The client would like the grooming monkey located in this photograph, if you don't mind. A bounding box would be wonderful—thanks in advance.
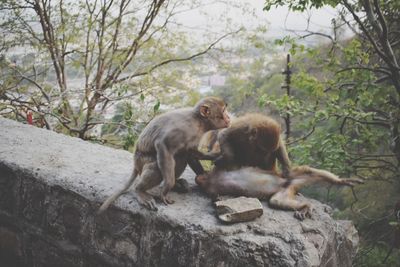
[195,113,362,219]
[98,97,230,212]
[195,166,363,220]
[196,113,291,177]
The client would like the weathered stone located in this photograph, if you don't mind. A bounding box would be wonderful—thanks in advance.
[0,118,359,267]
[215,197,263,223]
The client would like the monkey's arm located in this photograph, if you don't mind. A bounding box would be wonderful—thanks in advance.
[187,156,205,175]
[206,129,219,152]
[214,140,236,169]
[275,138,291,178]
[191,149,221,160]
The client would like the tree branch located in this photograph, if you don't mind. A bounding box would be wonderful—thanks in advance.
[115,30,241,83]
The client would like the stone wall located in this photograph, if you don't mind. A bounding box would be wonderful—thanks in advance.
[0,118,359,267]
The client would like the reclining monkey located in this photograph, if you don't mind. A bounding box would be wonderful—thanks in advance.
[197,113,291,176]
[195,113,363,219]
[195,166,363,220]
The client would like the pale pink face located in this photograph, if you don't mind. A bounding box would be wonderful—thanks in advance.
[212,106,230,129]
[197,97,231,130]
[222,108,231,127]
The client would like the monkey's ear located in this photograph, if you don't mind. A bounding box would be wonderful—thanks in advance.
[200,105,210,117]
[249,127,257,141]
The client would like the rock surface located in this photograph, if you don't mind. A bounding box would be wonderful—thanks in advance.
[215,197,263,223]
[0,118,359,267]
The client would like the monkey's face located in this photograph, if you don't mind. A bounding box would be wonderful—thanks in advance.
[214,106,230,129]
[200,104,230,129]
[197,97,230,130]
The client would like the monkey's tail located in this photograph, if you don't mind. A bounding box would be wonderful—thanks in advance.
[97,168,139,214]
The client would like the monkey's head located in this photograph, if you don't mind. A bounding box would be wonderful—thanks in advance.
[195,97,230,130]
[248,126,281,152]
[244,114,281,152]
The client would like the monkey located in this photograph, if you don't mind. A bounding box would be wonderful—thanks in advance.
[195,165,363,220]
[98,97,230,213]
[195,113,291,177]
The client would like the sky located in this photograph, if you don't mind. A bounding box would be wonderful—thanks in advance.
[174,0,341,41]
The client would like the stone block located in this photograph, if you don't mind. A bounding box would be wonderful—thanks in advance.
[0,118,359,267]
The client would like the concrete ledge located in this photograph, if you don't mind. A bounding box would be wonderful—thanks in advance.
[0,118,358,266]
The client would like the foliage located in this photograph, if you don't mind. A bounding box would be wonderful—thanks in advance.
[264,0,340,11]
[100,93,163,151]
[353,245,400,267]
[211,29,285,114]
[0,0,238,141]
[261,0,400,265]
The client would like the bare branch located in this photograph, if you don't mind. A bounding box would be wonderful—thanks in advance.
[115,30,241,83]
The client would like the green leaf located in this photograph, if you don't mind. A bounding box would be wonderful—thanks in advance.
[153,100,160,113]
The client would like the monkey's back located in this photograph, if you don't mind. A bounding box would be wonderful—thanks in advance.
[135,108,198,153]
[222,113,281,167]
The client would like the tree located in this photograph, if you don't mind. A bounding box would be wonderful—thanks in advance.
[0,0,237,139]
[262,0,400,265]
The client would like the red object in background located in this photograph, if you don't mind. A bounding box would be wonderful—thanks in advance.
[27,111,33,125]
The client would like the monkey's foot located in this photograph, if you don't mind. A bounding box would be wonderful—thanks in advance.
[294,206,313,221]
[136,191,158,211]
[340,178,364,187]
[173,178,190,193]
[160,194,175,205]
[195,174,207,185]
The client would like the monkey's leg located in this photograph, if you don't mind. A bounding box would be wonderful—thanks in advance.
[173,156,190,193]
[269,179,312,220]
[135,162,162,210]
[155,142,176,205]
[171,156,204,194]
[98,167,139,214]
[290,166,363,186]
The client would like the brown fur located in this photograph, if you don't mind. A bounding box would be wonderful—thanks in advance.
[195,165,363,220]
[197,113,290,176]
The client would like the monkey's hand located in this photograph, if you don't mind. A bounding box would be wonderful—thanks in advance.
[195,173,206,186]
[214,155,230,167]
[160,193,175,205]
[135,191,158,211]
[191,149,220,160]
[339,178,364,187]
[294,206,313,221]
